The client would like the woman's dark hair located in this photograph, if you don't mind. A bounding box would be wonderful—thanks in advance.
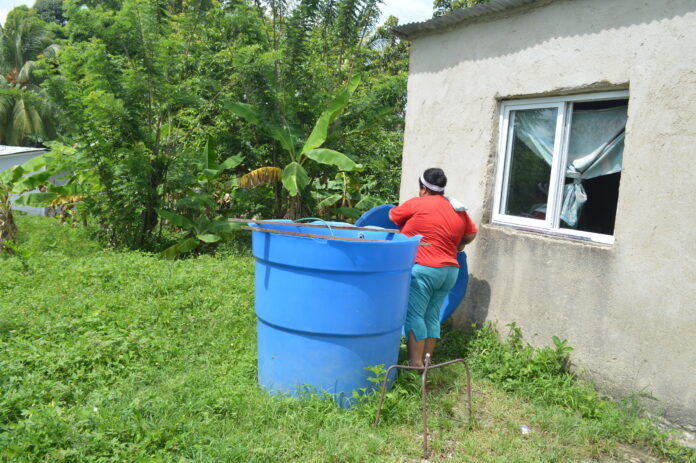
[419,167,447,195]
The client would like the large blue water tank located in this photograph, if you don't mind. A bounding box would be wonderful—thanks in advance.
[250,221,421,407]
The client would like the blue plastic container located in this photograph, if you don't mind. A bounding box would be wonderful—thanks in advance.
[250,221,421,407]
[438,251,469,322]
[354,204,398,229]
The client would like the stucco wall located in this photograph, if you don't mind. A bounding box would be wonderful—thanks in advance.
[400,0,696,426]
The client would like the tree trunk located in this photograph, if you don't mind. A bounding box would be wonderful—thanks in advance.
[0,185,18,248]
[135,158,167,248]
[285,194,303,220]
[274,182,283,218]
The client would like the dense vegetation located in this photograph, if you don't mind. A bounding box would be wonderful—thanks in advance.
[1,216,693,462]
[1,0,410,250]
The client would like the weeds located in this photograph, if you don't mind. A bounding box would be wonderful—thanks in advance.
[459,322,694,462]
[0,240,32,273]
[1,216,693,462]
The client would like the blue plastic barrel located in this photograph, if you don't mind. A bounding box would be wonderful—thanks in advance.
[250,221,421,407]
[438,251,469,322]
[354,204,398,229]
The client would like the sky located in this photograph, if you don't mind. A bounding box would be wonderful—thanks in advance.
[379,0,434,25]
[0,0,434,27]
[0,0,28,26]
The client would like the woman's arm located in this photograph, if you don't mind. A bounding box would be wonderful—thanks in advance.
[388,208,396,225]
[389,202,412,229]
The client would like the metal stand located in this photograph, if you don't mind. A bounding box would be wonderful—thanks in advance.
[373,354,473,459]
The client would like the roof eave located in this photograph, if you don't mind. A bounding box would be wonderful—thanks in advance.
[0,146,48,157]
[392,0,553,41]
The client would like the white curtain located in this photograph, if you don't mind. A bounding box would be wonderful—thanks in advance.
[515,108,557,166]
[515,106,627,227]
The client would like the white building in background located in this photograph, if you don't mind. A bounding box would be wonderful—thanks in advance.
[393,0,696,429]
[0,145,50,216]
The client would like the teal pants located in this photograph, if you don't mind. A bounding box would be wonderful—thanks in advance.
[404,265,459,341]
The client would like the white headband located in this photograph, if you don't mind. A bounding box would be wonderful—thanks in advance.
[420,173,444,192]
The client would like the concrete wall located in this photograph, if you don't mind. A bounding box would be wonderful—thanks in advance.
[400,0,696,427]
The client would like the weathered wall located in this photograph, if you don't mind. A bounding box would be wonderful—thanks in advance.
[400,0,696,426]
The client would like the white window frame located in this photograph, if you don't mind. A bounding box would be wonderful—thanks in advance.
[492,90,629,245]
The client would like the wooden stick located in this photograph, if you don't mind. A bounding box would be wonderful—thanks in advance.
[242,225,430,246]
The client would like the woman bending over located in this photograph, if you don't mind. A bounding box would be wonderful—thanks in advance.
[389,168,478,368]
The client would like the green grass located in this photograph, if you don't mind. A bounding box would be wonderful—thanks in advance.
[1,216,693,462]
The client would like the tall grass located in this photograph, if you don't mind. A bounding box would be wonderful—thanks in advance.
[0,217,423,462]
[1,216,693,462]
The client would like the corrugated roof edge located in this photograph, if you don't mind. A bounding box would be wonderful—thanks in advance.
[391,0,551,40]
[0,145,48,157]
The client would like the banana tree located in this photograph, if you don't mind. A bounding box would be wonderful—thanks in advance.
[0,182,17,246]
[8,143,87,223]
[0,150,77,244]
[1,153,47,245]
[156,139,244,259]
[225,74,362,218]
[0,151,55,196]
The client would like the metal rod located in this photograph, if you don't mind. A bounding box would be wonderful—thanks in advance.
[464,361,472,423]
[373,357,473,460]
[230,218,400,234]
[241,226,396,243]
[235,219,431,245]
[422,354,431,459]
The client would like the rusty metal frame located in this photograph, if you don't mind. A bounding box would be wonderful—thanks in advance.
[230,217,400,234]
[373,354,472,459]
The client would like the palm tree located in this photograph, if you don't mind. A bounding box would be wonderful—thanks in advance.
[0,6,58,146]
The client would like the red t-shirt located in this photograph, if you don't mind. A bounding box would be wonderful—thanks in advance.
[390,195,478,268]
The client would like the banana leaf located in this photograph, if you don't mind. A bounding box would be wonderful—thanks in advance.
[219,154,243,171]
[11,170,54,193]
[240,166,282,188]
[305,148,359,171]
[13,192,57,207]
[160,237,200,259]
[302,74,361,155]
[206,220,241,234]
[282,162,309,196]
[156,209,195,229]
[355,196,383,211]
[316,193,342,209]
[196,234,221,243]
[225,102,297,157]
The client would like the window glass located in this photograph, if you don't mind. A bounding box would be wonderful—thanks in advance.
[502,108,556,219]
